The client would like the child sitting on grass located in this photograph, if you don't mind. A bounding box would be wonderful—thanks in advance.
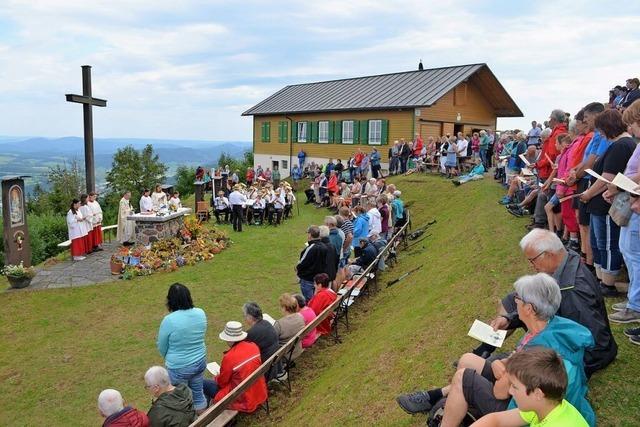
[471,347,589,427]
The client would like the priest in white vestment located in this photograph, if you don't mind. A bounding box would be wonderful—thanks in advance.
[151,184,168,210]
[117,191,136,244]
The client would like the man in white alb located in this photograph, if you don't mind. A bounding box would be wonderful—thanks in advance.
[140,189,153,213]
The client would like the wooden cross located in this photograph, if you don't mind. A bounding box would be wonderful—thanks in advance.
[65,65,107,193]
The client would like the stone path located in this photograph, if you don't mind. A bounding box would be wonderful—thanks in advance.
[14,242,121,291]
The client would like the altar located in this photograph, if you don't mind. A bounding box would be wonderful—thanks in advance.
[127,207,192,246]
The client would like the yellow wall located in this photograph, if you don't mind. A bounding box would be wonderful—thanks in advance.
[253,110,414,162]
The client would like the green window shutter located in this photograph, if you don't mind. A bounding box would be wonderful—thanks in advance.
[381,119,389,145]
[292,122,298,143]
[265,122,270,142]
[311,121,318,143]
[282,121,288,143]
[359,120,368,144]
[261,122,266,142]
[328,121,334,143]
[335,121,343,143]
[352,120,359,144]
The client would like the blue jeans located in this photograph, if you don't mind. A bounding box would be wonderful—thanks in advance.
[167,357,207,410]
[479,148,488,168]
[400,157,408,173]
[589,213,622,275]
[299,278,315,302]
[203,379,220,406]
[620,213,640,311]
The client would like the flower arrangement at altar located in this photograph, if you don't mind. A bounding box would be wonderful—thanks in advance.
[116,219,229,280]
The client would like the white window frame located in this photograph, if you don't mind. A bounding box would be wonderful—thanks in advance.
[318,121,329,144]
[368,119,382,145]
[342,120,354,144]
[297,122,307,143]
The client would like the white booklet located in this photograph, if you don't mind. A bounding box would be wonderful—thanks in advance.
[207,362,220,376]
[262,313,276,325]
[612,173,640,195]
[518,154,532,166]
[585,168,612,184]
[468,320,507,348]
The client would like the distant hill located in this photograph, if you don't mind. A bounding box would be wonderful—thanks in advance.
[0,136,252,192]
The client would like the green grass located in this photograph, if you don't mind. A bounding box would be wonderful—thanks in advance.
[1,175,638,426]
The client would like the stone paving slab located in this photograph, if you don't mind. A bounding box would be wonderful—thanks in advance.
[7,242,122,292]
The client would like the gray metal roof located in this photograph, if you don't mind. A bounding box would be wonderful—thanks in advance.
[242,63,521,117]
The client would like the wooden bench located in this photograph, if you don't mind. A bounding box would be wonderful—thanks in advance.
[190,219,412,427]
[57,224,118,248]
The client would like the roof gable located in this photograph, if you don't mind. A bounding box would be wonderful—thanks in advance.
[243,63,522,117]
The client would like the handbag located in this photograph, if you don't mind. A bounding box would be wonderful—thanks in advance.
[609,191,632,227]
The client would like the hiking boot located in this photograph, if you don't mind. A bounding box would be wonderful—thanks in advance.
[612,301,629,311]
[629,334,640,346]
[396,391,433,414]
[609,308,640,324]
[600,284,622,298]
[624,326,640,337]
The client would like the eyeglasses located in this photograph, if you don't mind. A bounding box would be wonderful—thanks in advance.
[527,251,546,264]
[514,293,538,313]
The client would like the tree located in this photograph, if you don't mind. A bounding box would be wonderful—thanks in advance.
[105,144,168,209]
[215,150,253,182]
[45,160,85,214]
[174,165,195,198]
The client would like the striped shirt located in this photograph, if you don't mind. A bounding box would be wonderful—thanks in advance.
[340,218,354,237]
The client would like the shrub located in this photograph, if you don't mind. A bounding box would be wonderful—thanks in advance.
[28,214,68,265]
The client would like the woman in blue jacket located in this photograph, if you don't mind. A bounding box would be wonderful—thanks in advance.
[157,283,208,412]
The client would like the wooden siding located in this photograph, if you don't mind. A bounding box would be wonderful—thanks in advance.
[253,110,414,162]
[415,80,497,140]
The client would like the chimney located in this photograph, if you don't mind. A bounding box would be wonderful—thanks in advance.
[418,59,424,71]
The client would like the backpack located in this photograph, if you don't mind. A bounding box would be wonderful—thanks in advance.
[427,397,478,427]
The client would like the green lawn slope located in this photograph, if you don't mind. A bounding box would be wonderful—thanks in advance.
[0,175,638,426]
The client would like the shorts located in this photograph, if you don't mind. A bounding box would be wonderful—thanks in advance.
[461,367,510,417]
[549,194,560,206]
[576,180,590,226]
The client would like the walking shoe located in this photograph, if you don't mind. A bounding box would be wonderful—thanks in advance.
[624,326,640,337]
[609,308,640,324]
[600,284,621,298]
[612,301,629,311]
[630,334,640,346]
[567,240,581,253]
[498,196,512,205]
[396,391,434,414]
[507,206,524,217]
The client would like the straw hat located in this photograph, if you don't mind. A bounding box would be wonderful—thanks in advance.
[219,321,247,342]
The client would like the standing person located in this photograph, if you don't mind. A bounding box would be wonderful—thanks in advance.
[264,167,272,182]
[445,137,458,178]
[272,166,281,188]
[296,225,328,301]
[580,109,636,297]
[413,132,424,157]
[378,194,391,240]
[527,120,542,146]
[390,141,400,175]
[231,170,239,185]
[140,188,153,213]
[298,148,306,168]
[486,129,495,168]
[338,207,354,267]
[479,130,490,169]
[66,198,87,261]
[229,184,247,232]
[399,139,411,173]
[87,192,104,252]
[354,149,365,179]
[151,184,168,210]
[370,148,381,178]
[116,191,135,245]
[79,194,94,254]
[470,132,481,160]
[168,191,182,211]
[245,167,255,186]
[156,283,208,414]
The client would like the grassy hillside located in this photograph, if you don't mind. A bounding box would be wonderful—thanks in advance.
[0,175,637,426]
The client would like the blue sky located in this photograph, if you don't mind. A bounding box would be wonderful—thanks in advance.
[1,0,639,141]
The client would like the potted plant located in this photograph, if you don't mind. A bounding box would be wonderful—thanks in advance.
[110,253,125,275]
[2,262,36,289]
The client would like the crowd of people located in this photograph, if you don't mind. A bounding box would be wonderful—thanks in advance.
[393,84,640,426]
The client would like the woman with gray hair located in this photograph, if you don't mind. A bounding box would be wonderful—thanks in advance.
[395,273,595,426]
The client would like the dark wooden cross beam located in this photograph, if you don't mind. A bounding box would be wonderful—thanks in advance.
[65,65,107,193]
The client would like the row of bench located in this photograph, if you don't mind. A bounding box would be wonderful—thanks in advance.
[57,224,118,248]
[191,219,411,427]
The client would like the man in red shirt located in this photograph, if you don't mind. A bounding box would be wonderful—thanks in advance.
[308,273,337,335]
[203,321,268,413]
[530,109,568,229]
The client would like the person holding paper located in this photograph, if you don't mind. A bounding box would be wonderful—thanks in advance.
[606,102,640,327]
[202,321,268,412]
[396,273,595,427]
[579,109,636,297]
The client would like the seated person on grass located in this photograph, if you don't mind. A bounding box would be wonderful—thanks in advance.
[477,229,616,377]
[203,321,268,413]
[453,158,486,186]
[396,273,595,427]
[471,347,588,427]
[98,389,149,427]
[307,273,337,336]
